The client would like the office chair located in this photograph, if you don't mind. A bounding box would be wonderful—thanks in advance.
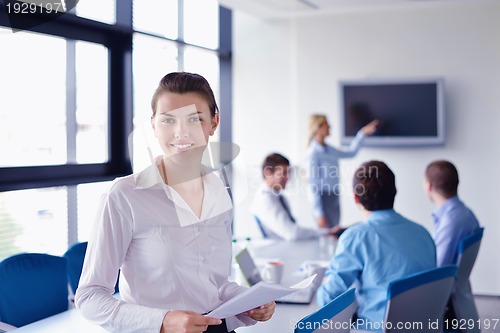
[254,215,268,238]
[63,241,88,295]
[63,241,120,295]
[295,288,357,333]
[0,253,69,328]
[448,227,484,333]
[383,265,457,333]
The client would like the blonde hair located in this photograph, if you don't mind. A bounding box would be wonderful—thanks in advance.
[308,114,327,145]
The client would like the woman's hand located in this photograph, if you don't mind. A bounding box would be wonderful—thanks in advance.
[360,119,379,136]
[327,225,346,238]
[316,216,329,228]
[243,301,276,322]
[161,310,221,333]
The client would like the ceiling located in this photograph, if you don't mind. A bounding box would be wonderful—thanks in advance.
[217,0,480,19]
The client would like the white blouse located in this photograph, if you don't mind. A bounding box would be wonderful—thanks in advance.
[75,158,255,332]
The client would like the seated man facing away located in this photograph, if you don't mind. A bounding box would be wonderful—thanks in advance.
[316,160,436,330]
[424,160,480,266]
[251,153,341,241]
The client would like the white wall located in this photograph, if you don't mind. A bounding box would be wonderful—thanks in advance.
[232,1,500,295]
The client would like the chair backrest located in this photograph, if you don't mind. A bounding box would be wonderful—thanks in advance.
[384,265,457,333]
[456,227,484,290]
[450,227,484,331]
[63,241,88,294]
[254,215,268,238]
[295,288,357,333]
[63,241,120,294]
[0,253,69,327]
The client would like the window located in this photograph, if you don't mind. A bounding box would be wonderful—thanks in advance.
[0,1,231,258]
[131,3,223,171]
[0,31,109,167]
[75,41,109,164]
[75,0,116,24]
[183,0,219,49]
[133,0,177,39]
[0,187,68,260]
[0,29,67,167]
[76,181,113,241]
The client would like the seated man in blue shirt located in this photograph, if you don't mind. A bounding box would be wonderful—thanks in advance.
[316,160,436,330]
[424,160,480,266]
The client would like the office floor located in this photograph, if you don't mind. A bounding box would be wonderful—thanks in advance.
[476,295,500,332]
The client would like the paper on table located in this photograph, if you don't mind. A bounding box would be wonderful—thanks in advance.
[207,274,317,319]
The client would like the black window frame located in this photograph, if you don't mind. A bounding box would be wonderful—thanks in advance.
[0,2,232,193]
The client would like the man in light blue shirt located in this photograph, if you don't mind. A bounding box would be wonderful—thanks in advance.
[317,161,436,330]
[424,160,480,266]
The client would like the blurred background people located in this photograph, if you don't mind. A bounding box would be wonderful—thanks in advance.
[317,160,436,330]
[306,114,378,228]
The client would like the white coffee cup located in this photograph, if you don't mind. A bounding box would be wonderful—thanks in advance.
[260,261,284,284]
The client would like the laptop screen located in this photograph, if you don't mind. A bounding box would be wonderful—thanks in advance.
[235,248,262,286]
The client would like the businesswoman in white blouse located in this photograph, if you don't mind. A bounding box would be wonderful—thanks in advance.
[75,72,275,333]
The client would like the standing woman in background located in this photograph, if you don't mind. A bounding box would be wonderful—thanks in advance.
[306,114,378,228]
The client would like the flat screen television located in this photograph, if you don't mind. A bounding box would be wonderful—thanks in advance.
[339,78,445,147]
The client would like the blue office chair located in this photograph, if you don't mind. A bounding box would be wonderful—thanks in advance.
[0,253,69,328]
[254,215,268,238]
[63,241,88,295]
[63,241,120,295]
[383,265,457,333]
[295,288,357,333]
[448,227,484,333]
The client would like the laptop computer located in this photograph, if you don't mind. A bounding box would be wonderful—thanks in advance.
[235,248,325,304]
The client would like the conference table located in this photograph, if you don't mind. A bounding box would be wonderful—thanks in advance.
[11,238,336,333]
[236,237,335,332]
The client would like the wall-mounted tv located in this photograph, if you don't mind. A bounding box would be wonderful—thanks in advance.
[339,78,445,147]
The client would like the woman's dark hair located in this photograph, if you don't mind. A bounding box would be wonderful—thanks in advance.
[425,160,459,198]
[262,153,290,178]
[353,160,397,211]
[151,72,219,117]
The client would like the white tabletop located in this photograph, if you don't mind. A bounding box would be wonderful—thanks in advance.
[237,238,334,332]
[10,309,108,333]
[11,238,334,332]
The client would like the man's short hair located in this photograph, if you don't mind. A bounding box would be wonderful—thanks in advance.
[425,160,459,198]
[353,160,397,211]
[262,153,290,178]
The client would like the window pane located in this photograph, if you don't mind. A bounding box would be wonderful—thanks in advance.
[0,187,68,261]
[184,0,219,49]
[132,34,178,171]
[75,0,116,24]
[0,28,66,167]
[133,0,177,39]
[76,41,109,164]
[0,28,110,167]
[183,46,219,93]
[77,181,112,241]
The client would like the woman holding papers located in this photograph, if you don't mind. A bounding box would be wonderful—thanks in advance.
[75,72,275,333]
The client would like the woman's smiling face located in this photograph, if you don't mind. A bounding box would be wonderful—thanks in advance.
[151,92,219,160]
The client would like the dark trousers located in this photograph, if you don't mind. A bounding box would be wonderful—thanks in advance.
[320,192,340,227]
[204,319,235,333]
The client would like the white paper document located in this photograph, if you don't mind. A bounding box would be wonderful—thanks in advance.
[207,274,317,319]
